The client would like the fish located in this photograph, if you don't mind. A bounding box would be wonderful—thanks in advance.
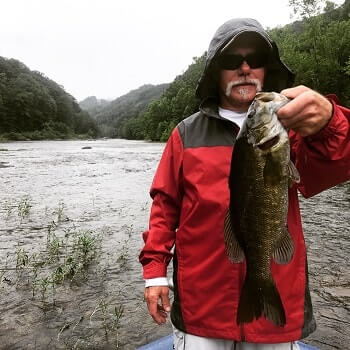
[224,92,300,327]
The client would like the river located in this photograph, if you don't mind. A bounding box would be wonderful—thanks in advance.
[0,139,349,350]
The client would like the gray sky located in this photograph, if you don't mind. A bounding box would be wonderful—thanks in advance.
[0,0,344,101]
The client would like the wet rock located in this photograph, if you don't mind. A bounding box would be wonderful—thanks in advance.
[0,162,11,168]
[324,286,350,299]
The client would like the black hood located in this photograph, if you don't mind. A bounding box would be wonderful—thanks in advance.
[196,18,295,103]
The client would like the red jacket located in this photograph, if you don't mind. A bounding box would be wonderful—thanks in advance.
[139,95,350,342]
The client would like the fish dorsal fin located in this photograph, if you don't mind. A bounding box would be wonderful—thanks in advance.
[288,160,300,183]
[272,227,294,264]
[223,210,245,263]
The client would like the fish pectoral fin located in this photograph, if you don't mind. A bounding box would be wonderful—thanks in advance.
[272,227,294,264]
[223,210,245,263]
[288,160,300,184]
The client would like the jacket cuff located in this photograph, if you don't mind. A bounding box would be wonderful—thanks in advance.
[145,277,169,288]
[143,261,167,279]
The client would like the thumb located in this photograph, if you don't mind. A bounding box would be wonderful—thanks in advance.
[161,290,171,312]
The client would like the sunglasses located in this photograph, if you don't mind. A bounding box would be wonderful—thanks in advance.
[218,52,268,70]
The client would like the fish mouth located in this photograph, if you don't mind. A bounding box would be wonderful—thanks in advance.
[257,135,280,151]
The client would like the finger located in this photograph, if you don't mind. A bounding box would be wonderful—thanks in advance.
[145,289,168,325]
[157,304,169,317]
[160,289,171,312]
[277,94,309,120]
[280,85,309,99]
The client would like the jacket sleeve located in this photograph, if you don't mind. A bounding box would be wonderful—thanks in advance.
[290,95,350,198]
[139,127,184,279]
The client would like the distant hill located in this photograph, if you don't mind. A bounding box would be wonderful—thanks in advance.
[92,83,169,138]
[0,57,98,140]
[79,96,111,116]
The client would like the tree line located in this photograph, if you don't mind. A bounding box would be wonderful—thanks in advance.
[0,57,98,141]
[1,0,349,142]
[116,0,350,141]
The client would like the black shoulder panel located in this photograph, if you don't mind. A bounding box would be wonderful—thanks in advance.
[177,112,237,149]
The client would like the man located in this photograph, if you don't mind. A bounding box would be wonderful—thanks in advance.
[139,18,350,349]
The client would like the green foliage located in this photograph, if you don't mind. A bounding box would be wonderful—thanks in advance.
[288,0,324,19]
[269,1,350,105]
[346,57,350,76]
[0,57,99,139]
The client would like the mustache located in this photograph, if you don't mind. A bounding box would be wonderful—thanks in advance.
[225,79,262,97]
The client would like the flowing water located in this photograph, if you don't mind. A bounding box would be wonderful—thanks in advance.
[0,139,349,350]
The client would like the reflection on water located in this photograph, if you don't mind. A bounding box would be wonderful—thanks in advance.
[0,139,349,349]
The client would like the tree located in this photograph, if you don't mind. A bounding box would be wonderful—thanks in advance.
[0,56,98,139]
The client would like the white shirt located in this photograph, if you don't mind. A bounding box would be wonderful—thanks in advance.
[218,107,246,128]
[145,107,247,288]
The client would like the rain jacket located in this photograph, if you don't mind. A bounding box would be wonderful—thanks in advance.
[139,18,350,342]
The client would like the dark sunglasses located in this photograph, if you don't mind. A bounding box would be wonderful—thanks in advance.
[218,52,268,70]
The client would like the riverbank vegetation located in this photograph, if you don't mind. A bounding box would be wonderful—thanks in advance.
[1,196,128,349]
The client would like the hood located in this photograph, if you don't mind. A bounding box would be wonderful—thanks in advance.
[196,18,295,103]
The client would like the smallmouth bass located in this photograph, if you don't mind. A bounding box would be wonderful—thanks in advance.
[224,92,300,327]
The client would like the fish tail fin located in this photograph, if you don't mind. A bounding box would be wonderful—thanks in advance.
[237,277,286,327]
[261,279,286,327]
[236,277,262,325]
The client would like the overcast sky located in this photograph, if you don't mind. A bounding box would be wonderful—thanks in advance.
[0,0,344,102]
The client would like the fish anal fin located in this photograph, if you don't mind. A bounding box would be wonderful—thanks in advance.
[224,210,245,263]
[272,227,294,264]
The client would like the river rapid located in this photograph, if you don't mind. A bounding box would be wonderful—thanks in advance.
[0,139,349,350]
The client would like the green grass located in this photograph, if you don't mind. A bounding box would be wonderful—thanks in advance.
[1,197,128,348]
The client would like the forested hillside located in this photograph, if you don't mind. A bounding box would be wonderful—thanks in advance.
[87,84,169,138]
[119,0,350,141]
[119,55,206,141]
[79,96,111,117]
[0,57,98,140]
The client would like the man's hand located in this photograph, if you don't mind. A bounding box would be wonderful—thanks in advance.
[144,286,171,325]
[278,85,333,136]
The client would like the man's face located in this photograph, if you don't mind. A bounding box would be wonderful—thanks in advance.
[218,45,266,112]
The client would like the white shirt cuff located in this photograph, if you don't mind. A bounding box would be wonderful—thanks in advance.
[145,277,169,288]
